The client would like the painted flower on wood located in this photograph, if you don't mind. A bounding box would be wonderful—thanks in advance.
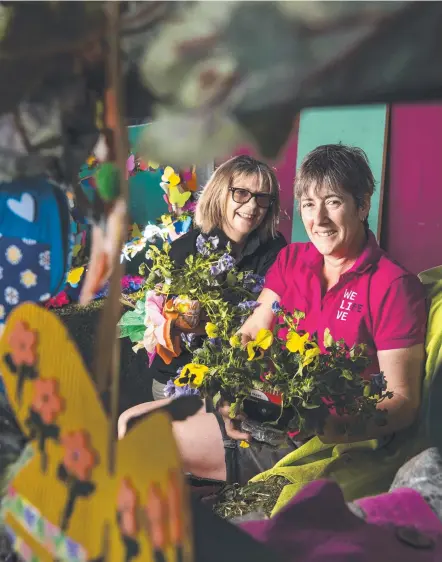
[26,378,64,471]
[58,430,98,531]
[117,478,140,562]
[4,321,39,403]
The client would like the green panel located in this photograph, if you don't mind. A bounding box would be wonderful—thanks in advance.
[291,106,387,243]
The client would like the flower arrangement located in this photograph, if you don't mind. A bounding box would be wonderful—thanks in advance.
[169,302,393,439]
[119,234,263,366]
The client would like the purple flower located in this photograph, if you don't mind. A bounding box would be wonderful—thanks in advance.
[369,372,387,395]
[164,378,200,398]
[272,301,282,314]
[181,333,198,346]
[164,379,177,397]
[243,273,264,293]
[210,253,235,276]
[196,234,219,256]
[208,337,222,347]
[238,301,260,311]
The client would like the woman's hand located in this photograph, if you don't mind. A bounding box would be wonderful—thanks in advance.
[217,401,251,442]
[238,288,280,345]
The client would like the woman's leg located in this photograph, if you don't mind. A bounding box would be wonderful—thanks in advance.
[118,398,227,480]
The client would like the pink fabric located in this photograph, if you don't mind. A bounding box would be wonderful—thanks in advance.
[264,231,427,377]
[241,479,442,561]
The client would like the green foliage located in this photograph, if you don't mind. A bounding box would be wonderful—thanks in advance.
[191,304,393,436]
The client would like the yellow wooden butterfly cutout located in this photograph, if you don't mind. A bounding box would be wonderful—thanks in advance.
[168,186,191,209]
[0,303,193,562]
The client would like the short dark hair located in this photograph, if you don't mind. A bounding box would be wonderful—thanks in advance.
[294,144,375,209]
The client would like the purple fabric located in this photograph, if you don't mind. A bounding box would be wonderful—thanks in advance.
[240,480,442,561]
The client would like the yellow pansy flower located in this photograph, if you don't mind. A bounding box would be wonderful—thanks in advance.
[205,322,219,338]
[302,344,321,367]
[229,334,241,348]
[174,363,209,388]
[286,331,310,355]
[247,328,273,361]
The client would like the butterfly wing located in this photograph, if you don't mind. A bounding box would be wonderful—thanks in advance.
[0,304,111,561]
[113,411,193,561]
[168,186,191,208]
[1,304,194,562]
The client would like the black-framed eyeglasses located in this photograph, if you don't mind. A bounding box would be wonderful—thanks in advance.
[229,187,275,209]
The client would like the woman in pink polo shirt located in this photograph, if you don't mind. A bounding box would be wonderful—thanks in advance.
[119,144,427,487]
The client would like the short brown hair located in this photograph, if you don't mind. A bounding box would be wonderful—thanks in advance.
[294,144,375,211]
[195,155,281,241]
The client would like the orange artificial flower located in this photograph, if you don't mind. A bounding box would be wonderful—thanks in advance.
[8,321,38,368]
[117,478,138,538]
[61,430,97,482]
[31,379,64,425]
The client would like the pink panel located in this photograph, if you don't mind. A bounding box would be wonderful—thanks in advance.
[383,104,442,275]
[229,129,299,242]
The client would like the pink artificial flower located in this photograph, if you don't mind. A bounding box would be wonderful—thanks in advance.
[44,291,70,309]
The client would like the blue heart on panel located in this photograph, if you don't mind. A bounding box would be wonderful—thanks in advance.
[7,193,35,222]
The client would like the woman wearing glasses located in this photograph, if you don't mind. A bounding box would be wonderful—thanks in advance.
[120,145,427,498]
[130,155,287,403]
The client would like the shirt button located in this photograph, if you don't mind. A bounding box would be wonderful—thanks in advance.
[395,526,436,549]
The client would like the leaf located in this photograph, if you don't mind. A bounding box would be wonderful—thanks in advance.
[323,328,334,348]
[341,369,353,381]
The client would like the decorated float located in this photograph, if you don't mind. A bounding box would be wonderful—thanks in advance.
[0,2,442,561]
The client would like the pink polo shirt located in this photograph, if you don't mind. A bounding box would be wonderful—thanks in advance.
[264,231,427,378]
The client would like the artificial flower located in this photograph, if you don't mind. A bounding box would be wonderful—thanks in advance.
[205,322,219,338]
[286,331,310,355]
[247,329,273,361]
[175,363,209,388]
[67,267,85,287]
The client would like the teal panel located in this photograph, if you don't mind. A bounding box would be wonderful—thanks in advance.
[291,106,388,243]
[127,125,168,225]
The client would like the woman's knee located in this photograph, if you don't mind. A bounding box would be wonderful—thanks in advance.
[118,398,172,439]
[172,413,227,481]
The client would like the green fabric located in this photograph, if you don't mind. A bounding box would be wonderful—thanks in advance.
[251,267,442,516]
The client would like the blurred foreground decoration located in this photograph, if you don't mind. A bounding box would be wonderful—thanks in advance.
[1,1,442,187]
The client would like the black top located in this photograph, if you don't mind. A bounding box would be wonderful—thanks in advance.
[148,227,287,385]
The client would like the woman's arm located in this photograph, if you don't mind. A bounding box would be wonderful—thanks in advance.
[320,343,425,444]
[238,288,281,344]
